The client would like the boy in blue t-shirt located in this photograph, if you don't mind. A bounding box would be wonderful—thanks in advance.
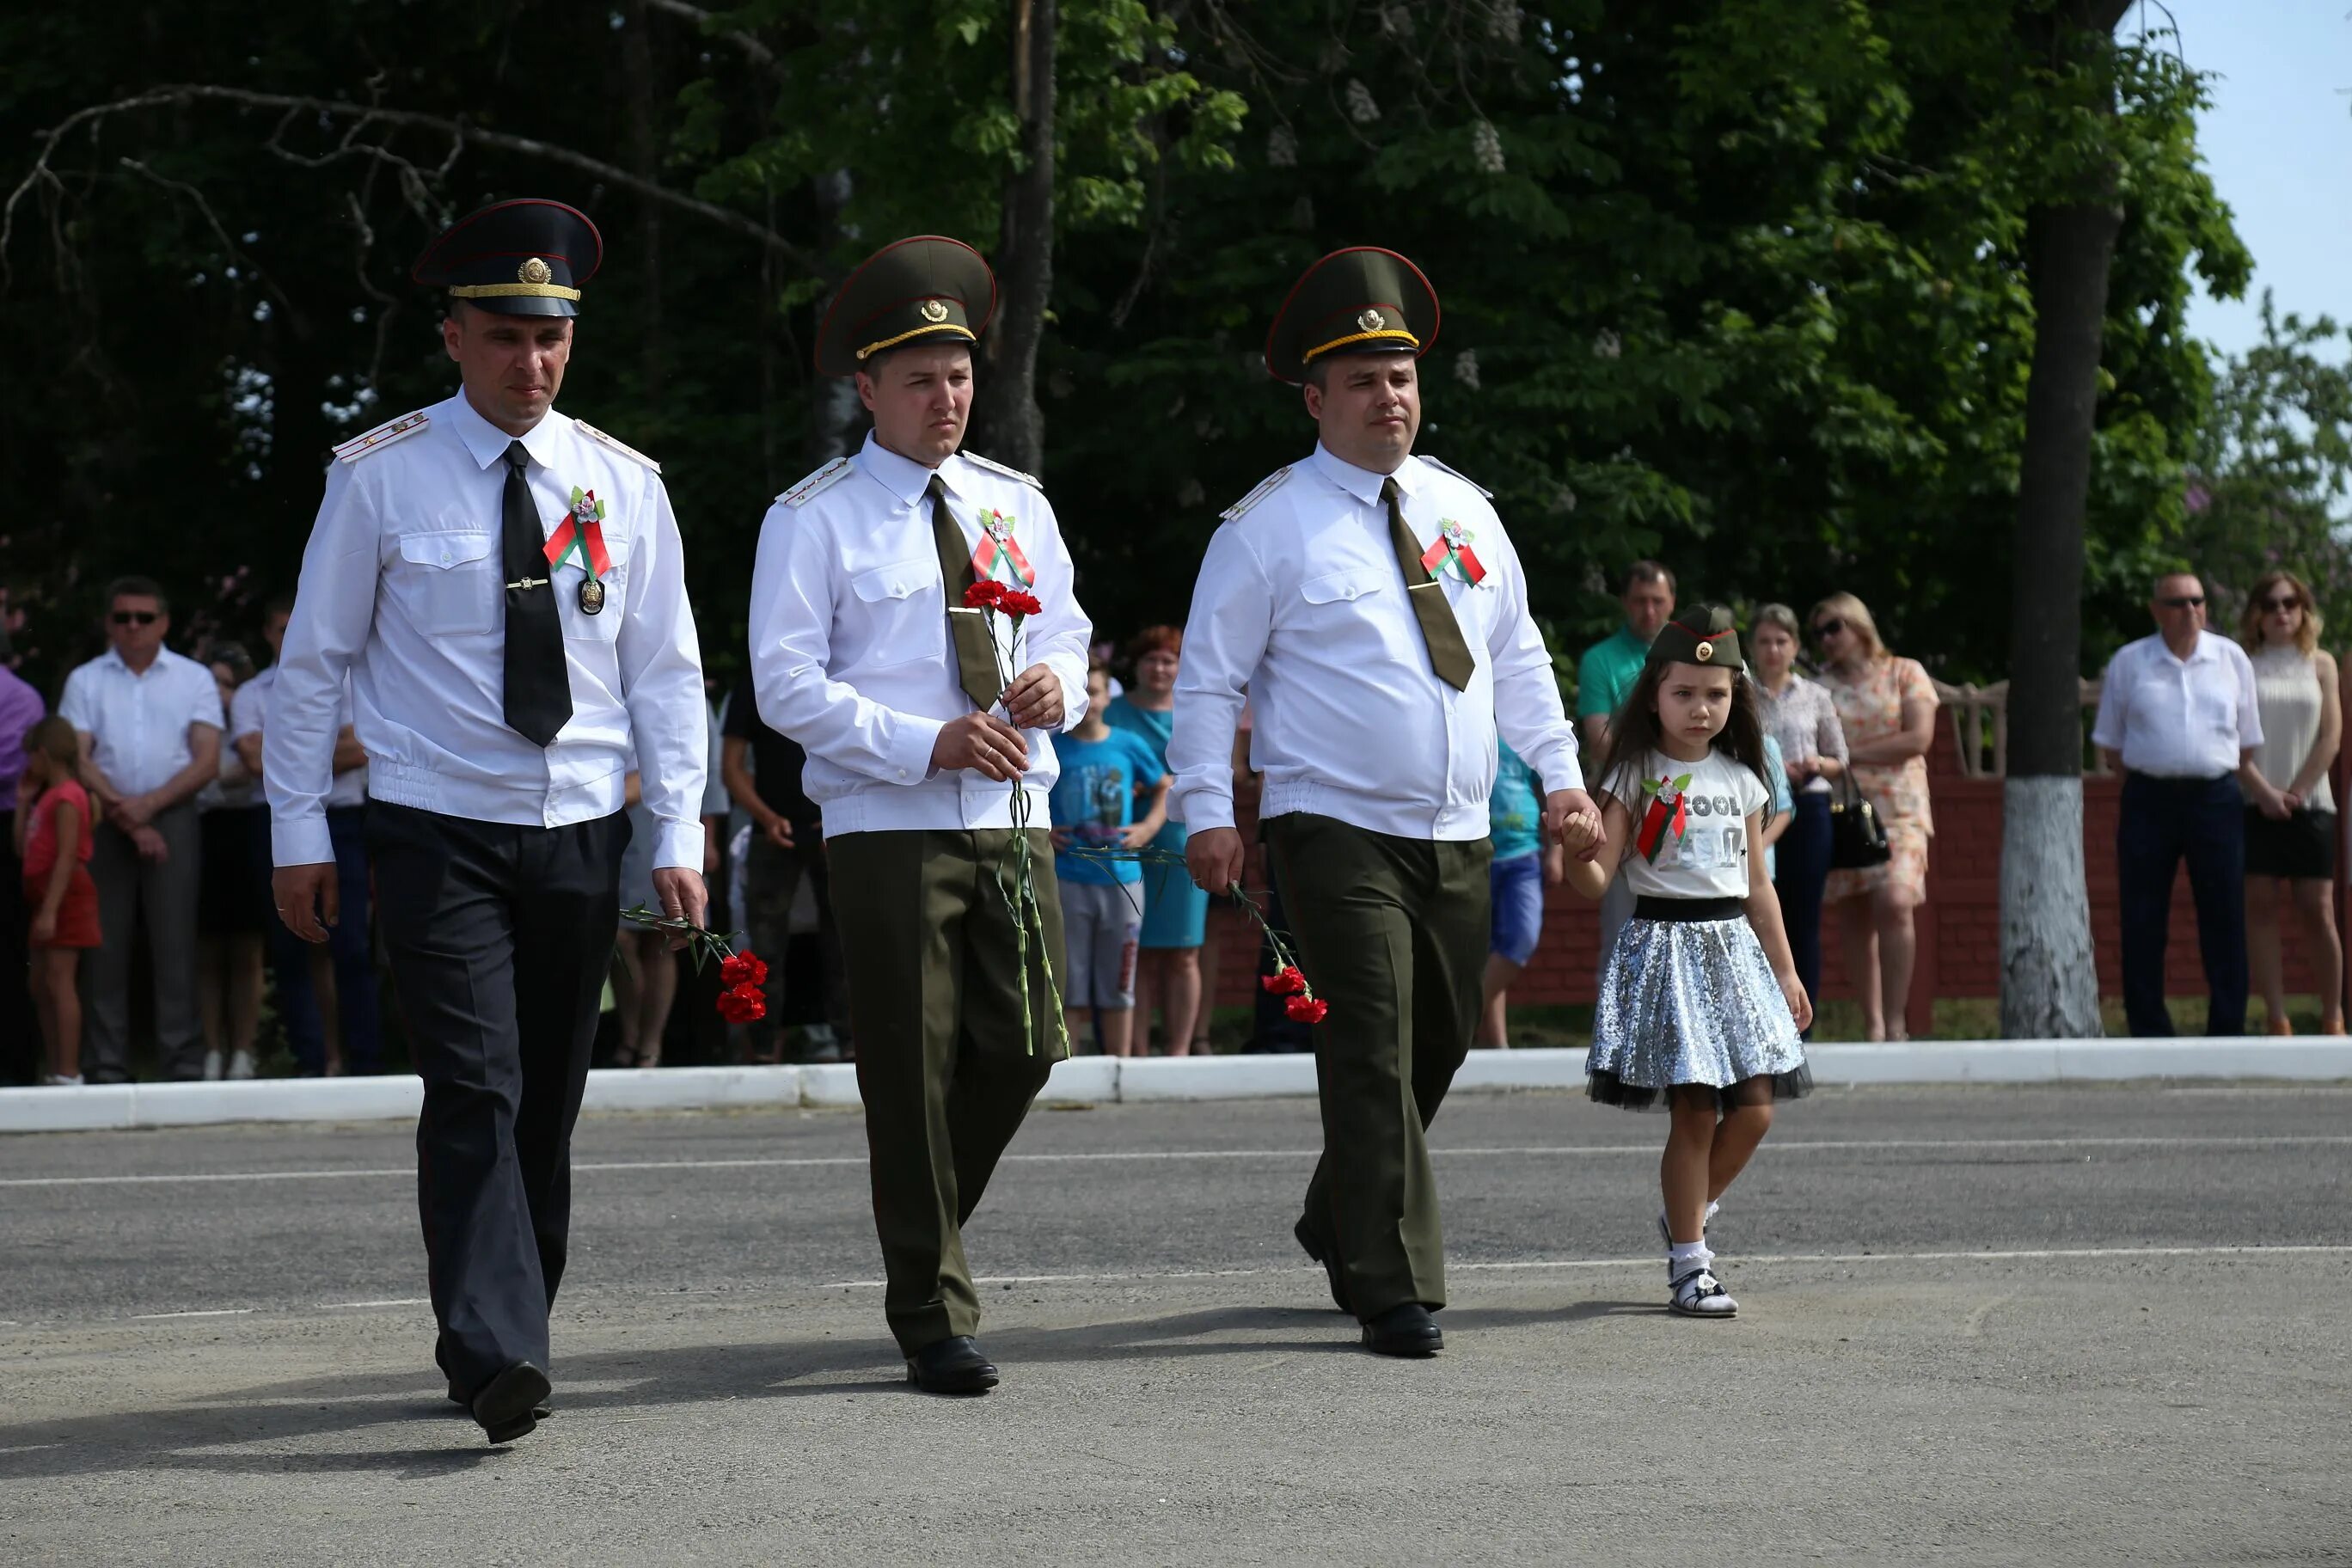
[1478,743,1567,1046]
[1049,665,1170,1057]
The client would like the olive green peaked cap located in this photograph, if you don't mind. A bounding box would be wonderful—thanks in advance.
[815,235,997,377]
[1264,246,1440,383]
[1647,603,1745,674]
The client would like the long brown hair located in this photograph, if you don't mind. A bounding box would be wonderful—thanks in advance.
[1598,659,1778,827]
[2239,569,2322,657]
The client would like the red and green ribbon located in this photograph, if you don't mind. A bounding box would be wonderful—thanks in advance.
[971,509,1035,587]
[1634,772,1693,862]
[543,487,613,581]
[1418,519,1487,585]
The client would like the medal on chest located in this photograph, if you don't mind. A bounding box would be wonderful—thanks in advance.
[1419,519,1488,585]
[971,509,1035,587]
[543,487,615,615]
[1634,772,1693,862]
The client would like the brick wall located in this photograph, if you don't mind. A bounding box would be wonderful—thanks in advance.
[1210,723,2337,1027]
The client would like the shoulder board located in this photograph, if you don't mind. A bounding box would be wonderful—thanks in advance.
[1418,455,1491,499]
[1221,466,1293,522]
[778,456,856,508]
[332,410,430,464]
[961,450,1043,490]
[574,420,661,473]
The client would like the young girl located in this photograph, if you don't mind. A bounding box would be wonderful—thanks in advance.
[15,716,101,1085]
[1559,605,1813,1319]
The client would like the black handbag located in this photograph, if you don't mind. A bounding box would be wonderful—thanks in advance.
[1828,774,1893,870]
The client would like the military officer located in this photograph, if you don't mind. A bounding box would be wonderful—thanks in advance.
[1167,247,1599,1356]
[266,199,709,1442]
[750,236,1092,1393]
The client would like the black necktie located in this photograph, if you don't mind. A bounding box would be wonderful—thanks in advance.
[929,475,1005,710]
[500,440,571,746]
[1383,477,1475,691]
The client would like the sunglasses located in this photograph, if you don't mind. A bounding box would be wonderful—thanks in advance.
[1812,618,1846,639]
[2260,594,2303,613]
[2157,596,2206,609]
[111,611,159,627]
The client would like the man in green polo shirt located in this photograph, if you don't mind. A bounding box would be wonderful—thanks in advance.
[1576,560,1675,974]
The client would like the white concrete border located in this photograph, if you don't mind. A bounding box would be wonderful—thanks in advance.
[0,1038,2344,1134]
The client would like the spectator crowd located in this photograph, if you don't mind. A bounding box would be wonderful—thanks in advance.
[4,557,2344,1083]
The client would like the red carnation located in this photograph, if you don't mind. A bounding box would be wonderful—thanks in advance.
[964,580,1007,609]
[1261,966,1307,996]
[720,951,769,989]
[1001,589,1044,618]
[717,982,768,1024]
[1285,995,1329,1024]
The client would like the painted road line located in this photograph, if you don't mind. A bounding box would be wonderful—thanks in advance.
[5,1134,2350,1189]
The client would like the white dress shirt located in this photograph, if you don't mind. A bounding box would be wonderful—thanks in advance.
[266,390,709,869]
[59,647,226,799]
[1167,444,1583,840]
[235,667,365,809]
[2092,629,2263,779]
[749,432,1093,837]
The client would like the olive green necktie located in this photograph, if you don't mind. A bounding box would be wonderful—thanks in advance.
[1382,477,1474,691]
[928,475,1005,710]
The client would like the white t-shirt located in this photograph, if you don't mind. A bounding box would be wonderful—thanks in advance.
[1601,747,1771,901]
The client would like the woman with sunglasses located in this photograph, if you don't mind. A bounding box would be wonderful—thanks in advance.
[1811,592,1939,1040]
[2237,571,2343,1034]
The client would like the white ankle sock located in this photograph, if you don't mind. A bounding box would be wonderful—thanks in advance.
[1668,1240,1712,1279]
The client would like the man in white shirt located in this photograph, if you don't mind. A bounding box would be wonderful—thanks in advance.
[1168,248,1599,1357]
[751,236,1091,1395]
[266,199,708,1444]
[58,576,226,1081]
[236,595,379,1075]
[2092,572,2263,1037]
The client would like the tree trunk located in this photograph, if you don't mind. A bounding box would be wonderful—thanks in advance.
[973,0,1056,475]
[1999,3,2128,1038]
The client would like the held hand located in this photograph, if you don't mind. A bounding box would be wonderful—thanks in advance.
[1186,826,1246,893]
[116,793,156,830]
[2282,788,2306,814]
[762,814,795,850]
[1543,788,1605,862]
[1118,820,1157,849]
[273,862,339,945]
[132,824,169,861]
[1786,755,1810,785]
[1780,972,1814,1033]
[1002,664,1065,731]
[1553,808,1604,856]
[2261,786,2294,822]
[651,867,709,952]
[30,909,56,945]
[932,712,1031,781]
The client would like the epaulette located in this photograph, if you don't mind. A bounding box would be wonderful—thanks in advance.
[575,420,662,473]
[961,450,1043,490]
[1221,466,1293,522]
[332,410,430,464]
[779,456,856,508]
[1418,455,1491,499]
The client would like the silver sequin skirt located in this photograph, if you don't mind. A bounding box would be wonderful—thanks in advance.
[1588,914,1811,1112]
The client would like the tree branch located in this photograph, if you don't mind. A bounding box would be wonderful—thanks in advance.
[645,0,787,81]
[3,83,822,288]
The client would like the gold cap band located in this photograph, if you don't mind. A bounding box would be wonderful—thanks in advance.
[856,322,977,361]
[1301,328,1419,364]
[449,282,585,301]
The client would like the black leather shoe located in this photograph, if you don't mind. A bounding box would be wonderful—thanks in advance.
[470,1361,553,1442]
[905,1336,999,1394]
[448,1381,549,1420]
[1361,1302,1444,1357]
[1294,1217,1351,1314]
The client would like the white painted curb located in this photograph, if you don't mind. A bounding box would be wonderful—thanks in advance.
[0,1038,2343,1133]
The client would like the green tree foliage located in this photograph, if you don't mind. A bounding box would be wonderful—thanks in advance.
[0,1,2257,700]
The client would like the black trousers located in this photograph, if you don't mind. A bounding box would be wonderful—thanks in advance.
[367,801,628,1394]
[2117,772,2247,1038]
[1774,792,1833,1035]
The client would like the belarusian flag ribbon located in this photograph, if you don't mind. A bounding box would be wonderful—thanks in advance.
[971,509,1035,587]
[1634,772,1693,862]
[1419,519,1487,585]
[544,487,613,580]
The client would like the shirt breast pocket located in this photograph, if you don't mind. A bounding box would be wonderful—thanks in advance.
[393,531,498,636]
[564,534,631,643]
[1297,564,1413,661]
[848,557,942,669]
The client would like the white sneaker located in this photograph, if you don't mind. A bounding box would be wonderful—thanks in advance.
[227,1050,257,1081]
[202,1050,224,1081]
[1669,1265,1738,1319]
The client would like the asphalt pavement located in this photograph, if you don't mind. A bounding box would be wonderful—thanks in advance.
[1,1085,2346,1565]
